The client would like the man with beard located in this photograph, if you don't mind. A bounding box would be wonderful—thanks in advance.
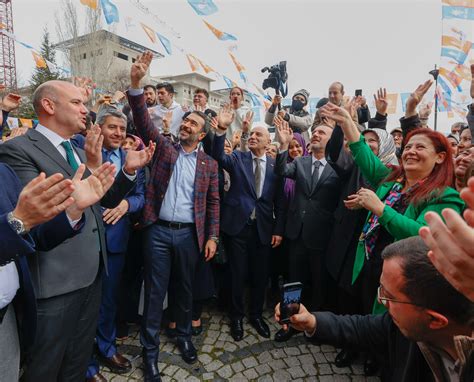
[127,51,219,381]
[143,85,157,108]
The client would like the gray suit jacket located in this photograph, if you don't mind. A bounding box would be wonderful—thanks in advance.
[0,128,135,299]
[275,152,341,250]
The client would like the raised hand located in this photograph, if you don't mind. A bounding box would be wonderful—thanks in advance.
[216,104,235,131]
[242,110,254,133]
[276,119,294,149]
[12,172,76,231]
[130,51,153,88]
[74,77,95,104]
[162,111,173,134]
[373,88,388,115]
[419,102,433,123]
[405,79,433,118]
[111,90,126,104]
[209,116,218,131]
[124,141,156,174]
[319,103,360,143]
[66,163,116,220]
[2,93,22,112]
[272,94,282,106]
[274,303,316,333]
[84,124,104,172]
[103,199,129,225]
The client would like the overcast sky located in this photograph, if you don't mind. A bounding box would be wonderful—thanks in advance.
[11,0,466,132]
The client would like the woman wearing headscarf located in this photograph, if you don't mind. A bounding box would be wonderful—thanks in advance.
[320,100,465,374]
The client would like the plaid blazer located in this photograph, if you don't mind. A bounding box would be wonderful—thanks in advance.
[127,91,220,252]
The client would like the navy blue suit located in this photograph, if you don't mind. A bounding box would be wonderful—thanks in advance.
[0,163,80,352]
[87,148,145,378]
[211,134,285,319]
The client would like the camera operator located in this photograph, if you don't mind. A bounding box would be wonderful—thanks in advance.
[266,89,313,142]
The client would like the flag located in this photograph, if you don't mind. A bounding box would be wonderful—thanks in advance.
[197,58,214,74]
[203,21,237,41]
[223,76,233,88]
[442,0,474,7]
[436,88,452,112]
[440,67,463,91]
[442,5,474,20]
[441,47,469,64]
[385,94,399,114]
[249,93,261,107]
[400,93,411,112]
[124,16,135,31]
[187,0,218,16]
[156,33,172,55]
[263,100,272,110]
[252,107,261,123]
[6,117,19,129]
[229,52,245,72]
[308,97,321,114]
[18,41,34,49]
[239,71,248,84]
[186,54,199,72]
[80,0,98,10]
[441,35,472,52]
[32,51,47,68]
[45,59,58,73]
[0,22,6,29]
[100,0,119,24]
[19,119,33,128]
[141,23,157,43]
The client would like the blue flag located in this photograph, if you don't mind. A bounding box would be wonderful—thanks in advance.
[156,33,172,55]
[441,47,468,64]
[249,93,261,107]
[252,107,261,123]
[223,76,233,89]
[442,5,474,20]
[187,0,218,16]
[100,0,119,25]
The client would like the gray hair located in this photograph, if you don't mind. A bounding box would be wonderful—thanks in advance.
[96,105,127,126]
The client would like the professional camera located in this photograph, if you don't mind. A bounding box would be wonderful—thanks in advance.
[261,61,288,97]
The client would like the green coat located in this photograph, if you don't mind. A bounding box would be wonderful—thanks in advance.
[349,135,465,285]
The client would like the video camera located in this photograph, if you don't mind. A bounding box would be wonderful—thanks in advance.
[261,61,288,97]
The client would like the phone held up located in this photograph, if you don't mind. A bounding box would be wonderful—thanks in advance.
[355,89,363,97]
[279,282,303,324]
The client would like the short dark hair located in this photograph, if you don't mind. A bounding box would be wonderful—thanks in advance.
[182,110,209,134]
[194,88,209,99]
[382,237,474,325]
[156,82,175,94]
[143,84,156,92]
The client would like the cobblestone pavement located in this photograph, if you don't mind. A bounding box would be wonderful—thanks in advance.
[100,306,381,381]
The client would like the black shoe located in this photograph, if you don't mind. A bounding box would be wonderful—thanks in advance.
[142,352,161,382]
[165,327,177,338]
[230,319,244,341]
[364,355,379,376]
[249,317,270,338]
[335,349,357,368]
[177,339,198,364]
[274,327,296,342]
[191,325,203,336]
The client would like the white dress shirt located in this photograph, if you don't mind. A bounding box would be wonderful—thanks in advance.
[251,152,267,197]
[311,156,327,181]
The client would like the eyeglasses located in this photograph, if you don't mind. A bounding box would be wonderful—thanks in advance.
[377,286,423,308]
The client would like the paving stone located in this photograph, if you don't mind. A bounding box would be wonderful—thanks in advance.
[325,352,337,362]
[223,342,237,352]
[231,360,244,373]
[287,365,306,379]
[321,344,336,352]
[333,375,351,382]
[284,356,301,367]
[332,364,351,374]
[243,368,259,379]
[319,376,335,382]
[318,363,333,375]
[298,353,315,365]
[173,368,189,380]
[314,352,327,363]
[258,375,273,382]
[202,372,215,380]
[206,359,224,372]
[298,344,309,354]
[217,364,233,379]
[285,347,301,356]
[268,359,286,371]
[198,353,213,365]
[255,363,272,375]
[302,363,318,376]
[163,364,178,376]
[186,376,201,382]
[271,349,285,359]
[272,369,292,381]
[230,373,247,381]
[257,351,272,364]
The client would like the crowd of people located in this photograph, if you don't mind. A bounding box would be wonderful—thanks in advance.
[0,51,473,382]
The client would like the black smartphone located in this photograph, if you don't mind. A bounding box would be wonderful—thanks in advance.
[279,282,303,324]
[355,89,363,97]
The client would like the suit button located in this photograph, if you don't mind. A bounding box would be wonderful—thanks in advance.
[302,210,306,214]
[309,198,312,200]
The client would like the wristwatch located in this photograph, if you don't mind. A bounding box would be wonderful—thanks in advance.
[7,212,29,235]
[210,236,220,245]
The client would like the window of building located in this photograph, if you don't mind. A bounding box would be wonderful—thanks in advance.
[113,51,129,61]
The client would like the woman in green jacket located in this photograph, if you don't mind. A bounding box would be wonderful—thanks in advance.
[320,101,465,317]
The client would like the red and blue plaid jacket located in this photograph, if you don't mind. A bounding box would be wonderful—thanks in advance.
[127,91,220,252]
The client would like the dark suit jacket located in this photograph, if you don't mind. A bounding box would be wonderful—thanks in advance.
[0,163,80,349]
[127,91,220,252]
[275,152,341,251]
[0,129,135,299]
[212,133,285,244]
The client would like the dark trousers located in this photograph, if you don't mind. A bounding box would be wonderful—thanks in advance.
[141,224,199,363]
[87,252,126,378]
[22,272,102,382]
[225,222,271,320]
[288,238,327,311]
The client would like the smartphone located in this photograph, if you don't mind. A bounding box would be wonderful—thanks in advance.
[279,282,303,324]
[355,89,363,97]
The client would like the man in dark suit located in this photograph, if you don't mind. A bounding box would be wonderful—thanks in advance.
[0,80,151,382]
[274,120,341,341]
[127,52,219,381]
[86,109,147,380]
[211,106,285,342]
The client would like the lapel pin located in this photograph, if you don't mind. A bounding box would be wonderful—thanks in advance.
[201,161,205,165]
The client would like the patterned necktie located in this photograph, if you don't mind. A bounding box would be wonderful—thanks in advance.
[61,141,79,171]
[103,150,113,164]
[254,158,262,198]
[311,160,321,188]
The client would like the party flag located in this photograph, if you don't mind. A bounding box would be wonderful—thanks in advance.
[441,47,469,64]
[308,97,321,114]
[80,0,98,10]
[19,119,33,128]
[6,117,19,129]
[228,52,245,72]
[156,32,172,55]
[442,5,474,20]
[45,59,58,73]
[187,0,218,16]
[440,67,463,91]
[203,21,237,41]
[239,71,248,84]
[400,93,411,112]
[141,23,157,43]
[186,54,199,72]
[18,41,34,49]
[441,35,472,52]
[32,51,47,69]
[100,0,119,24]
[197,58,214,74]
[249,93,261,107]
[223,76,233,88]
[385,94,399,114]
[442,0,474,7]
[251,107,261,123]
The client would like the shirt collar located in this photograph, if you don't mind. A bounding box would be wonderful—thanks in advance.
[179,144,199,157]
[103,147,121,158]
[251,152,267,163]
[35,123,71,148]
[312,156,327,167]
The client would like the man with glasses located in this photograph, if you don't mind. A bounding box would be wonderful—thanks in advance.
[275,236,474,382]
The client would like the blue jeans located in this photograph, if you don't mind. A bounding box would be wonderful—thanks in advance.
[140,223,199,363]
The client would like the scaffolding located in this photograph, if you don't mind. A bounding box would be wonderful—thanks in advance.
[0,0,16,90]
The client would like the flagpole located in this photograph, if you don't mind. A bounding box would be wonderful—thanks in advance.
[429,65,439,131]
